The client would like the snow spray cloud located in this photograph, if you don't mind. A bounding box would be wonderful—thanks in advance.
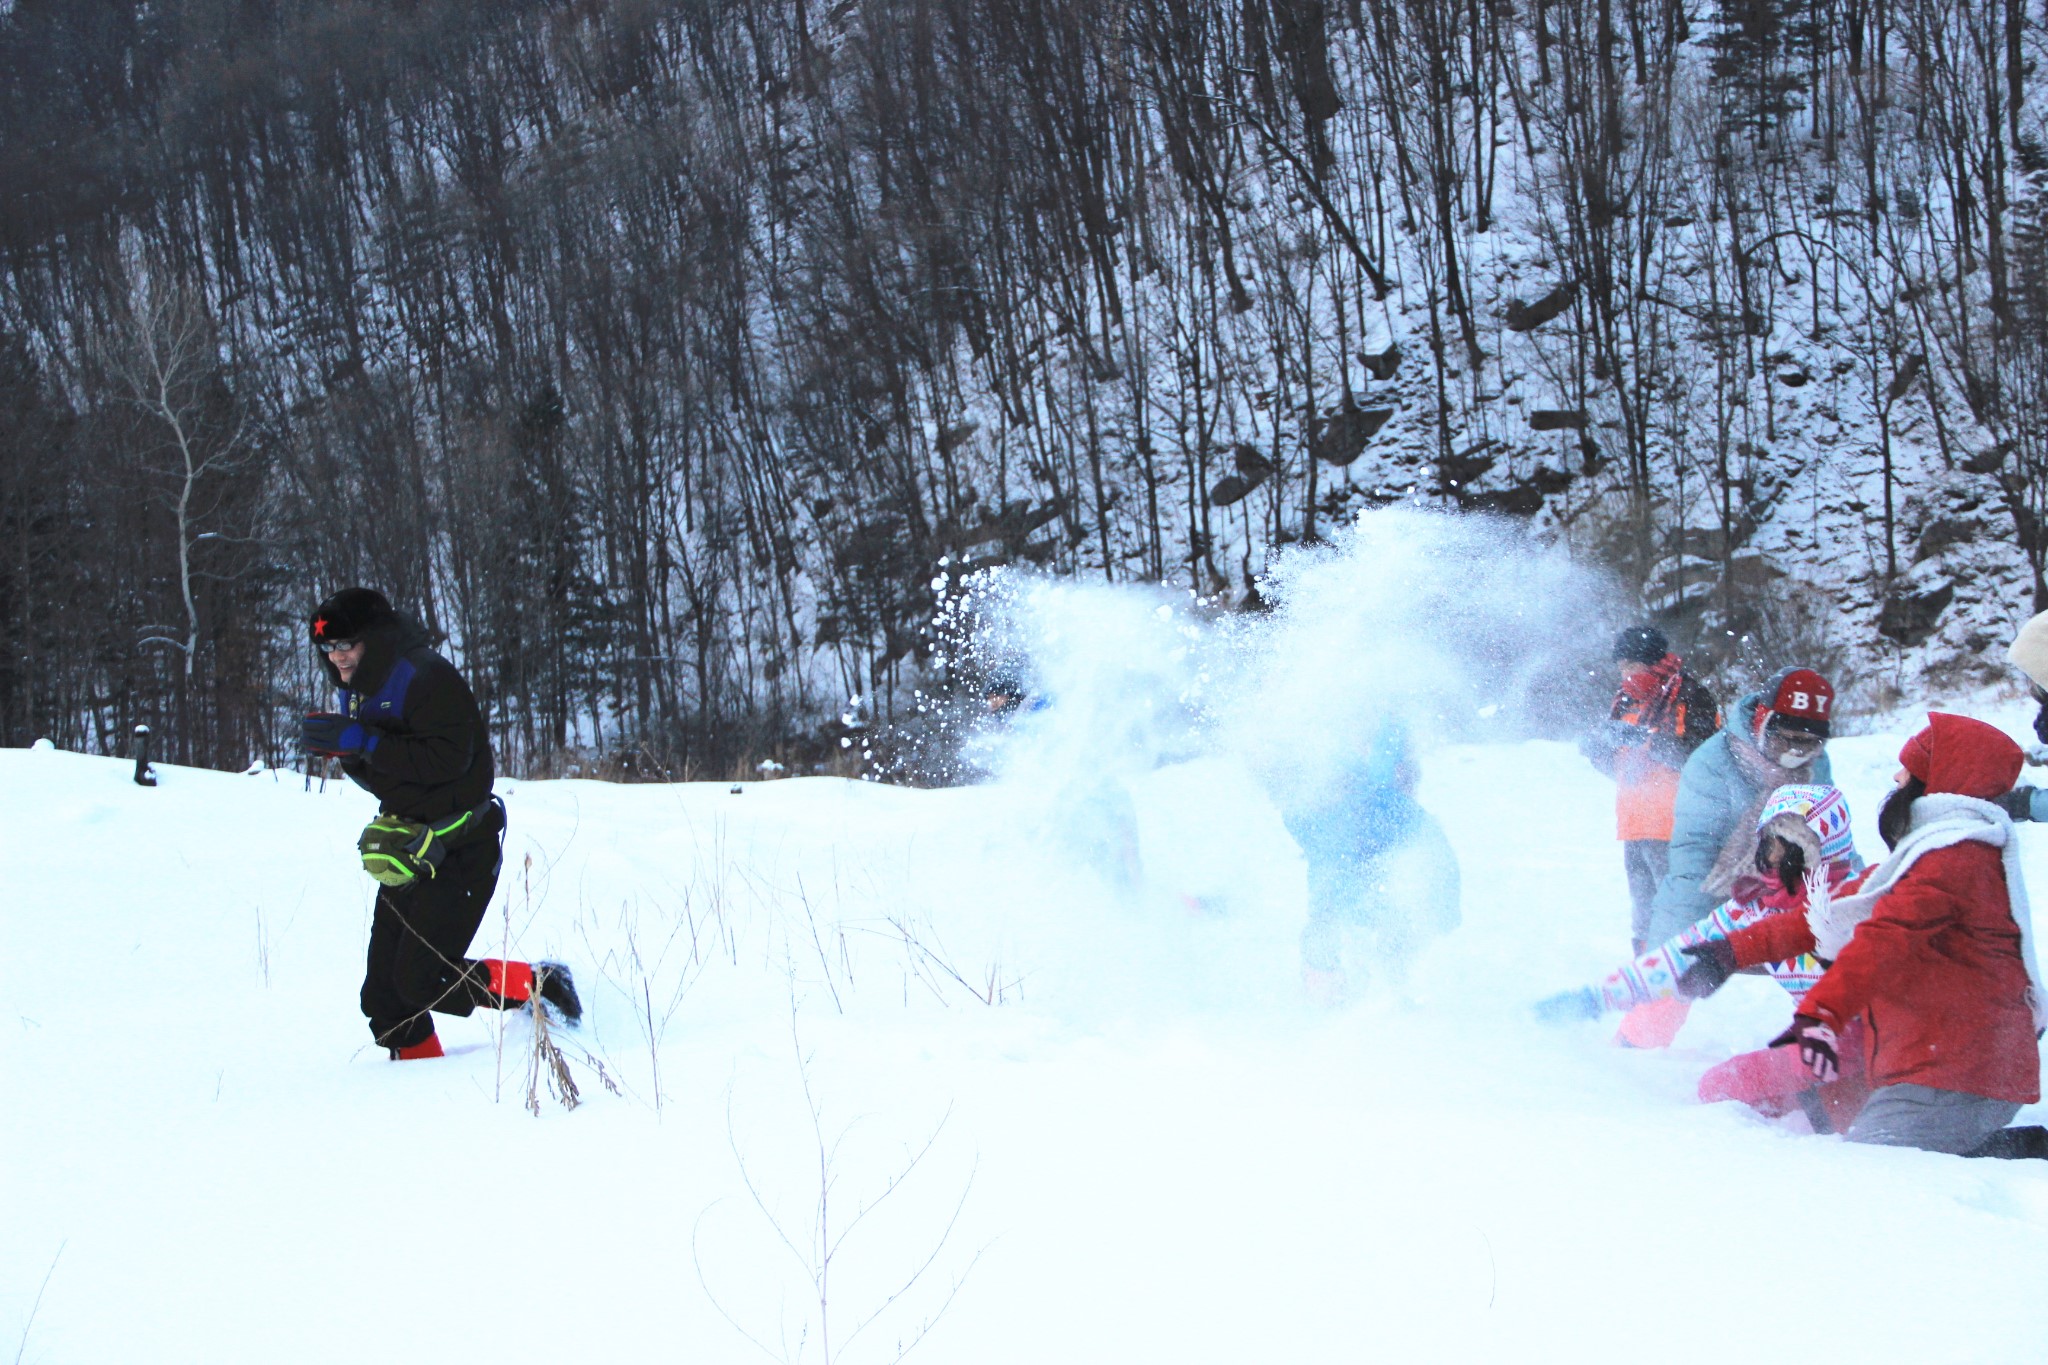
[1213,508,1613,798]
[929,507,1615,801]
[912,564,1215,789]
[885,508,1617,1005]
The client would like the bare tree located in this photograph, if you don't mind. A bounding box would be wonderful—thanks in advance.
[102,280,254,684]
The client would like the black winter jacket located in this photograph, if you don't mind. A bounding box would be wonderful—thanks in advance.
[318,613,494,822]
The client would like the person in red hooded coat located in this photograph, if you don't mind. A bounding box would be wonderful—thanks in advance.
[1770,713,2045,1154]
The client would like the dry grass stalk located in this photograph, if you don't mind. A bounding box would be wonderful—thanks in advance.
[11,1239,65,1365]
[525,993,582,1116]
[870,914,1023,1007]
[694,997,983,1363]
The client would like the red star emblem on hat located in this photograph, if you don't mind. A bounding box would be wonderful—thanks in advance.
[313,616,330,638]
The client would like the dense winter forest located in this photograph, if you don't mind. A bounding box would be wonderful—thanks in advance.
[1,0,2044,774]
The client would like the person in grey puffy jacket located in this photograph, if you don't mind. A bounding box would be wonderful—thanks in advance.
[1641,667,1837,947]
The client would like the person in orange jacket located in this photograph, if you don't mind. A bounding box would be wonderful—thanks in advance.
[1758,714,2045,1154]
[1580,626,1721,952]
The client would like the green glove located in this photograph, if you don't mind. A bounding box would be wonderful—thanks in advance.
[358,806,485,886]
[356,816,435,886]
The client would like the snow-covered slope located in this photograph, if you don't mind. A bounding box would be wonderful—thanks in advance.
[7,719,2048,1363]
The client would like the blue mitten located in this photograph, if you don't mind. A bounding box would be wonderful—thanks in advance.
[300,713,377,758]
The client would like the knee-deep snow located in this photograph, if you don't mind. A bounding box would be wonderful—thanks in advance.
[6,719,2048,1364]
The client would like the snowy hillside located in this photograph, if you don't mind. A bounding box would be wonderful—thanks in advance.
[8,717,2048,1363]
[16,3,2048,775]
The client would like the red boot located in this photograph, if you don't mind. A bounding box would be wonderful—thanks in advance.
[480,958,535,1004]
[1698,1045,1813,1116]
[391,1033,445,1061]
[1613,996,1691,1049]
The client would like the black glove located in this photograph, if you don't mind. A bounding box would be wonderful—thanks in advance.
[1579,720,1634,774]
[1768,1014,1840,1083]
[300,712,377,758]
[1675,938,1738,1000]
[1997,786,2038,822]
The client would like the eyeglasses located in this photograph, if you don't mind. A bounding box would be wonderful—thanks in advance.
[316,638,361,654]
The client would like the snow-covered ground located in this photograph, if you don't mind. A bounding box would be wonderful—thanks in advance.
[8,715,2048,1363]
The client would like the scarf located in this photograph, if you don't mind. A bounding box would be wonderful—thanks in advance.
[1805,794,2047,1031]
[1611,653,1685,730]
[1698,727,1824,901]
[1727,712,1818,787]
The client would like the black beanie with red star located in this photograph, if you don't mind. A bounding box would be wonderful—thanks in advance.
[310,587,396,647]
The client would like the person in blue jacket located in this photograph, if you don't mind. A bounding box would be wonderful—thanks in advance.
[1608,666,1834,1047]
[1276,718,1460,1003]
[1641,666,1838,947]
[983,673,1144,895]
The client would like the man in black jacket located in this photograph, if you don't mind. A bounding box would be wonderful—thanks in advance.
[301,587,580,1059]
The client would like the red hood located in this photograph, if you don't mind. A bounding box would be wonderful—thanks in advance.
[1899,712,2023,799]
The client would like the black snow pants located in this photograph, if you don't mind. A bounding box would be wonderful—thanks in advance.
[359,807,517,1050]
